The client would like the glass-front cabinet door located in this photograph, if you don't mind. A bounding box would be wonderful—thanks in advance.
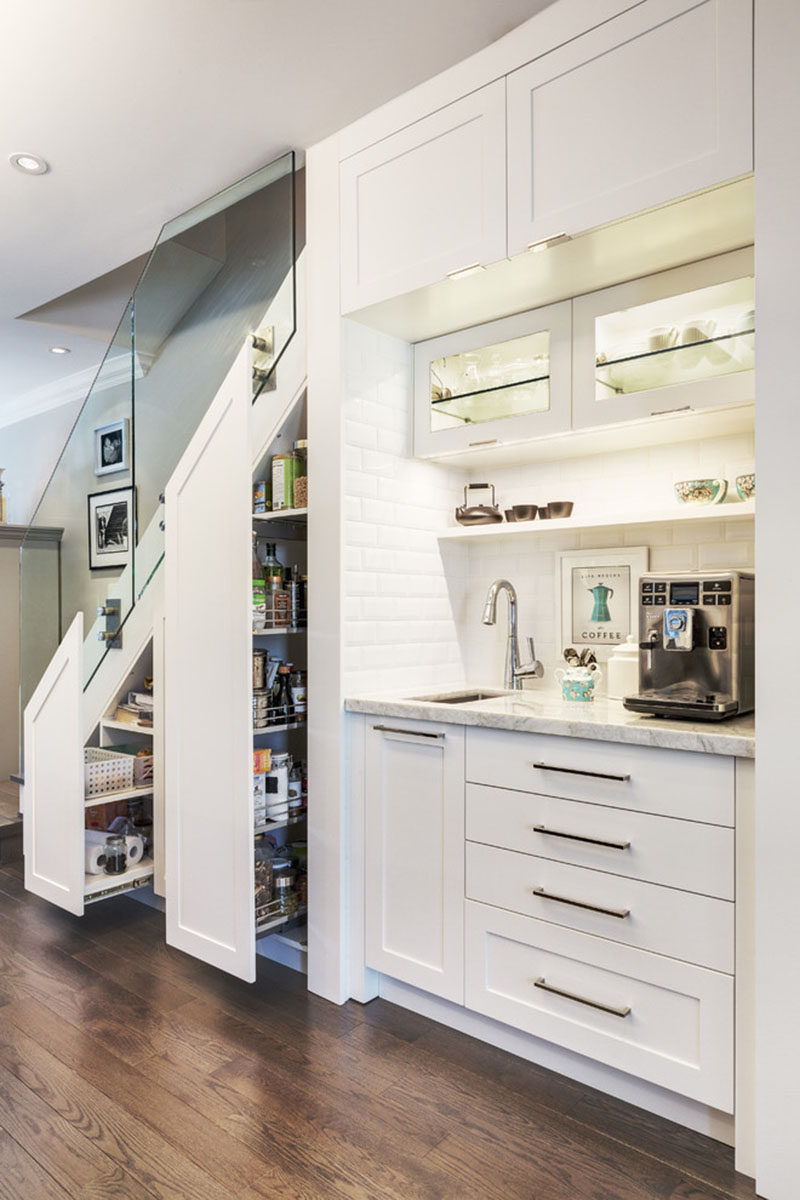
[572,248,754,431]
[413,301,572,457]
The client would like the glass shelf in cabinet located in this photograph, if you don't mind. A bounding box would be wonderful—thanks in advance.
[431,376,550,425]
[595,329,754,396]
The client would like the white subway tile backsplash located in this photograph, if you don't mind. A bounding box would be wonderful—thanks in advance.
[698,540,753,569]
[345,419,378,450]
[649,544,699,571]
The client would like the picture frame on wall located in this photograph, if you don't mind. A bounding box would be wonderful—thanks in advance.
[88,486,134,571]
[556,546,649,661]
[94,418,129,476]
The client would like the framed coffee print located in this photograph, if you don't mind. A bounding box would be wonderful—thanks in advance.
[94,418,129,476]
[557,547,649,661]
[88,486,134,570]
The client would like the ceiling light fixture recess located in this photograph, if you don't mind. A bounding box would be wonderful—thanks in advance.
[49,346,70,355]
[9,152,49,175]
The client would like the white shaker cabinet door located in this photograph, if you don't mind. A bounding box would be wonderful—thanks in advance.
[340,81,507,313]
[164,348,255,982]
[365,718,465,1003]
[507,0,753,256]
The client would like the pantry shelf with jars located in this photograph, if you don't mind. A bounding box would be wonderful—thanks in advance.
[250,406,308,963]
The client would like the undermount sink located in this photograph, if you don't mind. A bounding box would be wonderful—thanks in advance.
[410,689,509,705]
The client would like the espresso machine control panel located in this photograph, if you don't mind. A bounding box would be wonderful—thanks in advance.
[625,570,754,720]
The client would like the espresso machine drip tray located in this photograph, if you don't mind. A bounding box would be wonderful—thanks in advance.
[623,683,740,721]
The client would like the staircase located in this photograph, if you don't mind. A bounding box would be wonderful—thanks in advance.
[19,153,304,941]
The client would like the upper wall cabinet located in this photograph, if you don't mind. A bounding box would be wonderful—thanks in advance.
[506,0,753,257]
[340,82,507,313]
[572,248,754,431]
[414,301,572,457]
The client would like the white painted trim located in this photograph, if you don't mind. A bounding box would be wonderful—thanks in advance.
[378,973,735,1146]
[734,757,755,1179]
[306,133,349,1004]
[347,712,380,1003]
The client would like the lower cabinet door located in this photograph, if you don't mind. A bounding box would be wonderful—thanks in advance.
[465,901,733,1111]
[365,719,465,1003]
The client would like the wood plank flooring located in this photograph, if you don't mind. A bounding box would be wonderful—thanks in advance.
[0,863,756,1200]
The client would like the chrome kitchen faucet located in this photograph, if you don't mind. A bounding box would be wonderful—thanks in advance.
[482,579,544,690]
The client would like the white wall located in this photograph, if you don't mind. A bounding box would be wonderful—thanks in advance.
[0,400,82,526]
[754,2,800,1197]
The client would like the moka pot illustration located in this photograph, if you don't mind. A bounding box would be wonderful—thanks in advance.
[589,583,614,623]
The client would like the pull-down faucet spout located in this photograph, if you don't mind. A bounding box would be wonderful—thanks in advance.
[482,579,544,690]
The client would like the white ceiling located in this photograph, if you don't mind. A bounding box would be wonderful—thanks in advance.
[0,0,551,428]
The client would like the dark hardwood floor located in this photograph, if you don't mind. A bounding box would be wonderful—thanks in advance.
[0,862,755,1199]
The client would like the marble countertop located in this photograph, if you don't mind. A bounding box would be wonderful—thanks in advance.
[344,687,755,757]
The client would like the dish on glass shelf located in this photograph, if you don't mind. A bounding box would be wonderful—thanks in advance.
[674,478,728,505]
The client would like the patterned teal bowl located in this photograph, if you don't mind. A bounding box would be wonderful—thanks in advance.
[735,473,755,501]
[674,478,728,505]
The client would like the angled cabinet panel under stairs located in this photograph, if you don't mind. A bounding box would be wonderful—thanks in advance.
[23,614,85,916]
[164,346,256,983]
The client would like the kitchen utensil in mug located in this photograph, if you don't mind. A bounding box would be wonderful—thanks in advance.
[555,665,601,702]
[455,483,503,525]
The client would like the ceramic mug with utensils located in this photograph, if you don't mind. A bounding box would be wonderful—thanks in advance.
[554,665,601,702]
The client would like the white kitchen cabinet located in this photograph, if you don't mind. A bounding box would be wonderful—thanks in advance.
[165,352,256,983]
[465,901,733,1111]
[340,81,507,313]
[413,301,572,457]
[506,0,753,257]
[364,718,465,1003]
[572,248,754,430]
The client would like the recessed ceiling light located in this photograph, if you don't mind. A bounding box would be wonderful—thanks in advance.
[49,346,70,355]
[9,152,49,175]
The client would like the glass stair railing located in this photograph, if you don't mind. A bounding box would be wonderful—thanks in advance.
[20,151,296,731]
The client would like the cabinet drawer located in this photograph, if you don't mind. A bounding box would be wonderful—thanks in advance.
[466,727,734,826]
[466,842,733,973]
[465,901,733,1111]
[466,784,733,900]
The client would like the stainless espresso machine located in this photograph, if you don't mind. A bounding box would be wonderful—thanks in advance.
[623,570,754,720]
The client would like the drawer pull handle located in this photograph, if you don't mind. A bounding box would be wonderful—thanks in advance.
[372,725,444,740]
[532,825,630,851]
[533,761,631,783]
[532,887,630,920]
[534,977,631,1019]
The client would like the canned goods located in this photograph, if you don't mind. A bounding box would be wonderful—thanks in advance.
[253,649,267,690]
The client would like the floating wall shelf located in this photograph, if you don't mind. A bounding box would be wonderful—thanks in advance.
[438,499,755,541]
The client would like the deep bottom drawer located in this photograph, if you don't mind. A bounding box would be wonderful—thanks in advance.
[465,901,733,1111]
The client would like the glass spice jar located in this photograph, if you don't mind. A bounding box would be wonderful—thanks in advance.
[104,835,127,875]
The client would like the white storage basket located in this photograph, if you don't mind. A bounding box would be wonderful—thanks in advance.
[84,747,135,798]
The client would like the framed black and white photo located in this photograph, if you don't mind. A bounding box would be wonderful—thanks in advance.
[88,487,134,570]
[556,547,649,661]
[93,418,129,476]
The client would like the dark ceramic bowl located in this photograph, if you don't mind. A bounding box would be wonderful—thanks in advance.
[504,510,517,522]
[511,504,538,521]
[538,505,551,519]
[547,501,574,518]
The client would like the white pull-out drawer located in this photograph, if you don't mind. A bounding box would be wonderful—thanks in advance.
[466,727,734,826]
[466,784,733,900]
[466,842,733,973]
[465,901,733,1111]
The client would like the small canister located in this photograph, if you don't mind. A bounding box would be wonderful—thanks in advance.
[253,649,267,691]
[293,440,308,509]
[607,635,640,701]
[104,835,127,875]
[253,688,270,728]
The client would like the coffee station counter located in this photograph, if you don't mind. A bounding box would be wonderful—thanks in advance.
[343,689,755,758]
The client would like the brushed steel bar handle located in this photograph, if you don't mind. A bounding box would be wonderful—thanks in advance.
[372,725,444,740]
[532,825,631,851]
[532,761,631,783]
[532,887,630,919]
[534,977,631,1019]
